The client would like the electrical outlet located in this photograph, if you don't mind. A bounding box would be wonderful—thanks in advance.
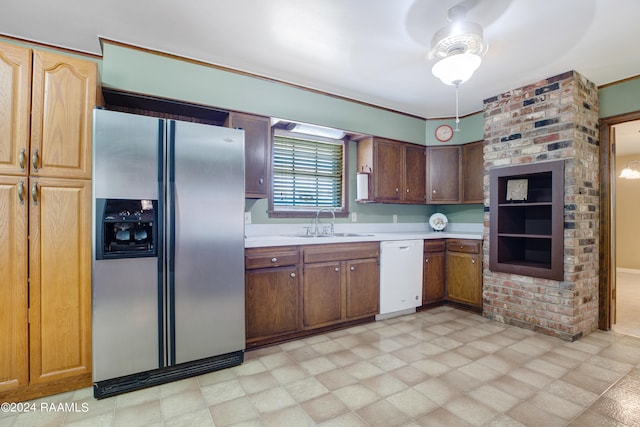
[393,214,398,223]
[244,211,251,224]
[351,212,357,222]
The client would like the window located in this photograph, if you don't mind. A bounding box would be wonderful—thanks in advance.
[270,132,346,216]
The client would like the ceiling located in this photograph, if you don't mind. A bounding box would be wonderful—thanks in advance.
[2,0,640,154]
[2,0,640,120]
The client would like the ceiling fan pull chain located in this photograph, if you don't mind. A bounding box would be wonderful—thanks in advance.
[455,83,461,131]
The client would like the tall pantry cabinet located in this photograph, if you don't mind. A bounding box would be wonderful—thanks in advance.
[0,41,97,401]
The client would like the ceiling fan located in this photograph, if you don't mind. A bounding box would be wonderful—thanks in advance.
[429,0,488,86]
[427,0,490,130]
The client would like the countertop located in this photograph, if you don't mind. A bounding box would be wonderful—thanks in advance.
[245,230,483,248]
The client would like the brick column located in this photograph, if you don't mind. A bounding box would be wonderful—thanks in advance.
[482,71,600,341]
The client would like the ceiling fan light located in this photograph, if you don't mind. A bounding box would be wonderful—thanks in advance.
[431,53,481,86]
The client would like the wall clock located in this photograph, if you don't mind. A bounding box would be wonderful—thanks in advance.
[435,124,453,142]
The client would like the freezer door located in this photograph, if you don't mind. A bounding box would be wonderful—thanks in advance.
[93,109,162,200]
[169,121,246,364]
[92,110,163,381]
[92,258,160,381]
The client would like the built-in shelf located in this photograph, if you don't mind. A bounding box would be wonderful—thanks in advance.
[489,160,564,281]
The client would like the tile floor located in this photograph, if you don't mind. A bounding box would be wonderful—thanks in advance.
[4,306,640,427]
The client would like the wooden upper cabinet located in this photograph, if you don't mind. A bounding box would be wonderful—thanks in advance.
[226,112,271,198]
[358,136,425,204]
[403,144,427,203]
[0,176,29,394]
[28,177,92,385]
[462,141,484,203]
[427,146,460,203]
[372,138,403,202]
[0,42,31,177]
[31,51,96,179]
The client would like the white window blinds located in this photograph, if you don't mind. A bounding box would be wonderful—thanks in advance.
[272,135,344,208]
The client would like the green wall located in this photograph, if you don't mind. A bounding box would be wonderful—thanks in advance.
[599,77,640,118]
[100,42,483,226]
[96,42,640,226]
[100,43,425,145]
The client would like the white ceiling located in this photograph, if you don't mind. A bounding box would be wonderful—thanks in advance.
[2,0,640,154]
[2,0,640,120]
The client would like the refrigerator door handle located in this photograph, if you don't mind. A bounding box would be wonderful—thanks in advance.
[166,120,177,366]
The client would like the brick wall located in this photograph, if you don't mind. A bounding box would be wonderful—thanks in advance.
[482,71,600,341]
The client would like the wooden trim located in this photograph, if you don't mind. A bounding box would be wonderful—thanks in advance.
[99,38,427,121]
[0,34,101,60]
[598,74,640,89]
[0,373,92,403]
[245,316,374,350]
[599,110,640,330]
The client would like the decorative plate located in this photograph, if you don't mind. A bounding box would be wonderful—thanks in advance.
[429,213,448,231]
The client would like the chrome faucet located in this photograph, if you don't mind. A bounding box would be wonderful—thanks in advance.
[314,208,335,236]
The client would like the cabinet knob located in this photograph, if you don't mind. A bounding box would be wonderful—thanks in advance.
[350,266,355,271]
[425,258,429,263]
[471,259,476,264]
[271,257,278,263]
[406,188,410,193]
[432,190,437,194]
[290,272,296,278]
[395,187,399,193]
[334,267,340,272]
[259,178,264,184]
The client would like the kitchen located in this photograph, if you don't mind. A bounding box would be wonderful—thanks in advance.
[2,0,640,425]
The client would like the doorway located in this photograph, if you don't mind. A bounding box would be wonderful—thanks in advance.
[600,112,640,333]
[611,120,640,337]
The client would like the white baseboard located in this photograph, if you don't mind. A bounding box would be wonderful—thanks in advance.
[617,268,640,275]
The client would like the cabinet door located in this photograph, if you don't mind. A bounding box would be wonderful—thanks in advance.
[462,141,484,203]
[31,51,96,179]
[423,251,446,304]
[372,139,403,202]
[346,258,379,319]
[227,112,270,198]
[29,177,92,385]
[0,42,31,176]
[245,266,299,340]
[446,251,482,308]
[0,176,28,393]
[303,262,343,327]
[403,144,426,203]
[427,146,460,203]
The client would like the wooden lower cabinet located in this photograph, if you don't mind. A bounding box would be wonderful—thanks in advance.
[422,240,446,305]
[0,177,92,402]
[245,242,379,347]
[345,258,380,318]
[302,242,379,329]
[0,176,29,394]
[245,247,300,347]
[446,239,483,309]
[303,262,343,327]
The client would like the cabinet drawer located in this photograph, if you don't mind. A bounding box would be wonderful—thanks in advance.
[446,239,481,254]
[245,247,300,269]
[304,242,379,263]
[424,239,446,253]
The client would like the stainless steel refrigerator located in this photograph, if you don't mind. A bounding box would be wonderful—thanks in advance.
[91,109,245,398]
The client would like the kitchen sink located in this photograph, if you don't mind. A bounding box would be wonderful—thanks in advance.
[283,233,375,238]
[331,233,375,237]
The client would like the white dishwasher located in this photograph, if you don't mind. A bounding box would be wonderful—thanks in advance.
[377,240,424,319]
